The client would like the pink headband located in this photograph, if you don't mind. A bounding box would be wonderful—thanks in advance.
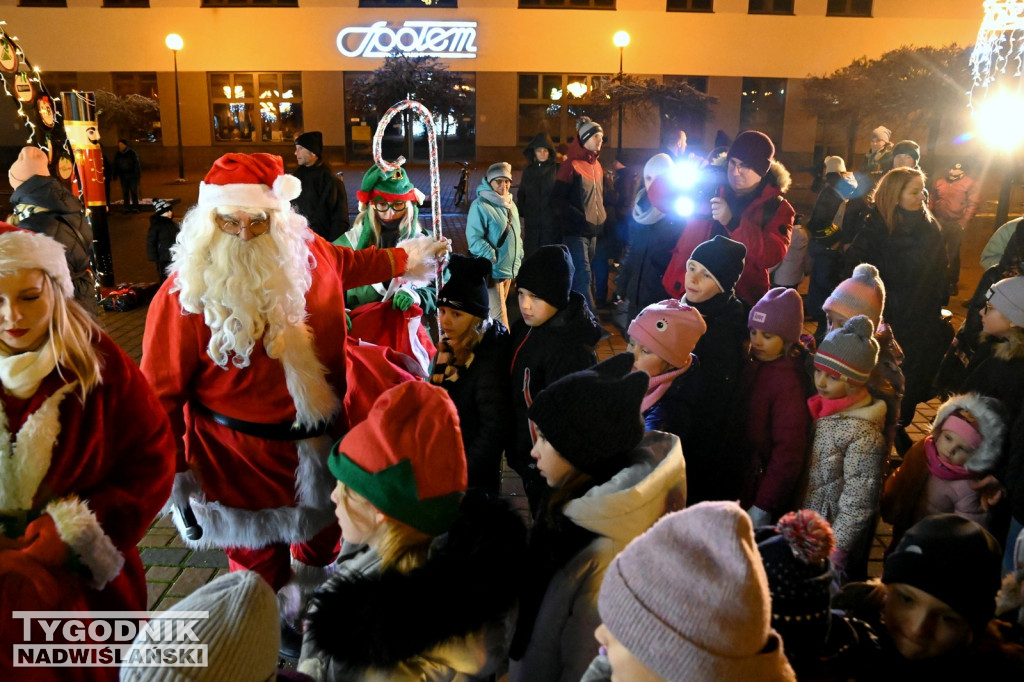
[941,414,982,451]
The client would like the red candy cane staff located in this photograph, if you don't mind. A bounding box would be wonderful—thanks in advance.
[371,100,444,326]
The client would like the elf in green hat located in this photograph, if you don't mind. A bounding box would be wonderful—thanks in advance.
[335,165,438,313]
[298,381,528,680]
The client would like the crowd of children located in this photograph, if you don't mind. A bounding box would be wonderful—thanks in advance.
[45,142,1024,680]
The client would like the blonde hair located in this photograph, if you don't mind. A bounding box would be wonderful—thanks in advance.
[869,167,930,233]
[336,482,434,574]
[0,273,103,400]
[354,205,420,246]
[445,315,491,364]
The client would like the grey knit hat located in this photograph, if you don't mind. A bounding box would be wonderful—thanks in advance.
[987,276,1024,327]
[598,502,796,681]
[577,117,603,146]
[120,571,279,681]
[485,161,512,185]
[813,315,879,386]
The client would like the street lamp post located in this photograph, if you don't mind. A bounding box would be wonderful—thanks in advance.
[613,30,630,155]
[165,33,185,182]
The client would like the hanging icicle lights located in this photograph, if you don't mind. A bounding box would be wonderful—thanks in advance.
[969,0,1024,104]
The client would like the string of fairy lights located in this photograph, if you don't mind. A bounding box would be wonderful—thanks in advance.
[0,21,107,296]
[969,0,1024,105]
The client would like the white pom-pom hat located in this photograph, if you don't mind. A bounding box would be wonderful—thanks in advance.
[0,222,73,298]
[197,153,301,211]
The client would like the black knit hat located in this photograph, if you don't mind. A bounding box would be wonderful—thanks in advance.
[728,131,775,177]
[528,353,648,478]
[438,254,491,319]
[891,139,920,164]
[516,244,574,309]
[295,131,323,157]
[688,236,747,295]
[577,117,604,147]
[883,514,1002,631]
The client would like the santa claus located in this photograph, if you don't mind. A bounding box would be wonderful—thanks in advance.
[140,154,447,604]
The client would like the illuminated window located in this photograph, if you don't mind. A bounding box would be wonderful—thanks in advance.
[826,0,871,16]
[359,0,456,6]
[748,0,792,14]
[518,0,614,9]
[209,72,303,144]
[112,72,158,100]
[201,0,296,6]
[518,73,610,144]
[667,0,712,11]
[740,77,787,146]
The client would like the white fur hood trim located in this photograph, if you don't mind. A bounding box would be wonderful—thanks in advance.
[0,382,77,510]
[932,393,1006,473]
[564,431,686,542]
[46,496,125,590]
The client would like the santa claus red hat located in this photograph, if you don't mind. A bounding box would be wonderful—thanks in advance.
[198,153,301,210]
[327,381,467,536]
[0,222,74,298]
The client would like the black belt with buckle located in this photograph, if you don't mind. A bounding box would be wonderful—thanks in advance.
[190,402,330,441]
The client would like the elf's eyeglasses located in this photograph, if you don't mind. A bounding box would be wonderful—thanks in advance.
[372,199,408,213]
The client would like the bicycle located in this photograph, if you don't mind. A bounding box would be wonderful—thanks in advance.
[452,162,471,207]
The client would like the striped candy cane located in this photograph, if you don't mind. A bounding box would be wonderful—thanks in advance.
[371,100,445,329]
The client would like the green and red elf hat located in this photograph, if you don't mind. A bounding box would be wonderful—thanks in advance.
[327,381,467,536]
[356,165,426,208]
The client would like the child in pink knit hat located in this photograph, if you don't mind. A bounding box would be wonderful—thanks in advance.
[732,287,813,526]
[627,299,709,443]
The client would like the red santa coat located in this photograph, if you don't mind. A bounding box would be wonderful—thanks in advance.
[141,235,407,552]
[0,333,176,680]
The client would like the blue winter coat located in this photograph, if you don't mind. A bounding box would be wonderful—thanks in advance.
[467,179,524,281]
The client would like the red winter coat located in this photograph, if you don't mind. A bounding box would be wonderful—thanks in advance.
[930,174,980,229]
[735,351,813,515]
[668,162,794,306]
[0,333,176,680]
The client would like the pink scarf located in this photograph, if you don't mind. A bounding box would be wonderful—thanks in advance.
[923,435,974,481]
[807,388,869,420]
[641,365,689,414]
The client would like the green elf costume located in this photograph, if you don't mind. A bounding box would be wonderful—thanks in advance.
[335,165,438,314]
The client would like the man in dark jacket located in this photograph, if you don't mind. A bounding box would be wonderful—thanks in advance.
[291,131,350,242]
[112,138,142,212]
[552,117,606,311]
[8,146,96,311]
[517,132,559,257]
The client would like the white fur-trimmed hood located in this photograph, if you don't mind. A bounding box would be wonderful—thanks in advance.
[931,393,1007,473]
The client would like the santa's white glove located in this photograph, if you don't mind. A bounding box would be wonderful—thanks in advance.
[399,236,451,284]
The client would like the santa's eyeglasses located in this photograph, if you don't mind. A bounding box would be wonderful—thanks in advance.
[371,199,407,213]
[215,212,271,236]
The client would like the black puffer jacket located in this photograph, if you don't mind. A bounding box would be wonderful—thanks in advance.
[11,175,95,310]
[432,321,513,494]
[518,133,559,255]
[508,291,603,468]
[689,290,749,422]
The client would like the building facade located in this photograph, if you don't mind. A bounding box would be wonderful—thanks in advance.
[2,0,982,169]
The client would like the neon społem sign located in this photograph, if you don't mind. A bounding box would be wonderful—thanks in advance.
[337,21,478,59]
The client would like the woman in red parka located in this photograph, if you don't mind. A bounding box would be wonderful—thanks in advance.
[666,130,795,308]
[0,223,175,680]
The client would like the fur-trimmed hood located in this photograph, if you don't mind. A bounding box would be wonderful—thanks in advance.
[931,393,1007,474]
[765,160,792,194]
[302,493,528,678]
[988,326,1024,362]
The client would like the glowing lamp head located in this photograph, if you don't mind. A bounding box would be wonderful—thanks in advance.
[975,90,1024,151]
[165,34,184,51]
[671,160,700,189]
[613,31,630,49]
[674,196,696,218]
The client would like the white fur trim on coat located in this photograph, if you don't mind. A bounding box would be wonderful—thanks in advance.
[279,322,342,430]
[169,436,336,550]
[198,174,301,211]
[46,496,125,590]
[0,383,77,510]
[932,393,1007,474]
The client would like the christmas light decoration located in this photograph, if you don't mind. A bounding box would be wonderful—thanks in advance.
[969,0,1024,105]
